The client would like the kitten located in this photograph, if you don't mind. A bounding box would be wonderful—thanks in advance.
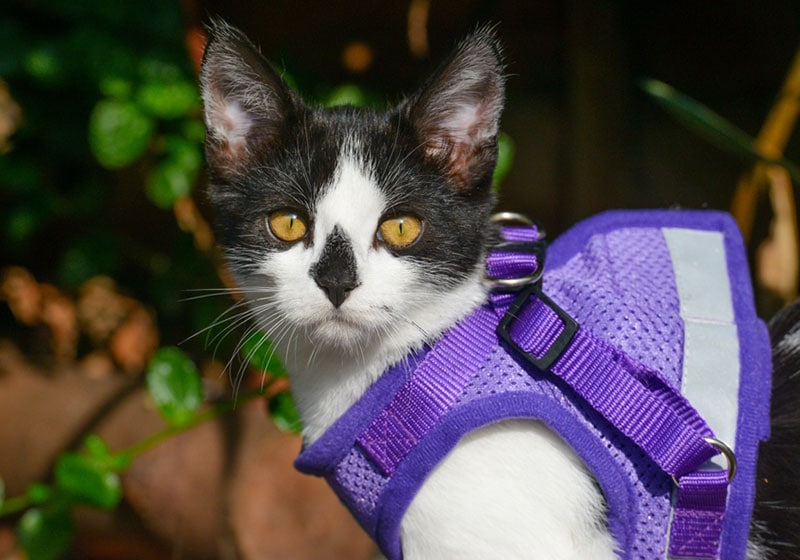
[199,20,799,559]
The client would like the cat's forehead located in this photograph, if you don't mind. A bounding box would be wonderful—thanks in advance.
[312,148,386,252]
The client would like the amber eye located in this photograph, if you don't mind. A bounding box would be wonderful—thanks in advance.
[268,210,308,242]
[378,215,423,248]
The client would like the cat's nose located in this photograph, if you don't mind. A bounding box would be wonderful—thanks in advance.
[314,276,358,308]
[310,226,359,308]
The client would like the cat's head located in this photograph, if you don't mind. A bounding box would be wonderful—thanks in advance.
[200,21,505,353]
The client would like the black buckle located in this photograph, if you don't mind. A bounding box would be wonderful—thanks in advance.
[497,283,579,372]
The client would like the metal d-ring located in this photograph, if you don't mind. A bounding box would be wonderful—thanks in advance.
[672,437,737,487]
[481,269,543,290]
[483,212,545,290]
[490,211,535,227]
[490,212,546,239]
[704,436,737,483]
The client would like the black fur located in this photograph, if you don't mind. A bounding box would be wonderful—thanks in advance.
[200,21,505,289]
[754,300,800,558]
[201,20,800,558]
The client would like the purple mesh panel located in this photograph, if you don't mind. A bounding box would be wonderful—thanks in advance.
[296,211,768,560]
[546,228,684,384]
[545,227,680,559]
[327,447,389,533]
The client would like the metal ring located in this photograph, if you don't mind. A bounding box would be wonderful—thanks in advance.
[485,212,545,290]
[490,211,535,226]
[481,268,543,290]
[704,436,737,483]
[671,437,737,487]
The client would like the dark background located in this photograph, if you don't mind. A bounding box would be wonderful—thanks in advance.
[193,0,800,235]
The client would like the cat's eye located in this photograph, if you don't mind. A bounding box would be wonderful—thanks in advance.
[378,215,423,249]
[268,209,308,243]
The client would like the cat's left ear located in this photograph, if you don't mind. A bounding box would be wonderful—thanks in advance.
[401,27,505,191]
[200,20,298,178]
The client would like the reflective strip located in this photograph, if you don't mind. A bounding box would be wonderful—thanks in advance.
[663,227,740,470]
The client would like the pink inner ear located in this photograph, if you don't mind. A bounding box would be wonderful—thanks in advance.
[205,93,253,159]
[441,101,498,149]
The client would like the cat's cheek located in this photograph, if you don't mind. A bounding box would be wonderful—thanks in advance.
[254,248,327,317]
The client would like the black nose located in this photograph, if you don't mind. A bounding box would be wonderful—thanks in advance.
[310,226,359,308]
[314,276,357,308]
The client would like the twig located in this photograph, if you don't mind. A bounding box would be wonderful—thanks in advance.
[731,47,800,242]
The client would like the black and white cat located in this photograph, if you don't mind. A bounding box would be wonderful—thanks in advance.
[199,20,800,559]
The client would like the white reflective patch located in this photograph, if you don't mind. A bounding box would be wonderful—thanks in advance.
[662,228,740,472]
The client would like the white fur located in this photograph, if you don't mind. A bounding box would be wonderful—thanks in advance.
[402,420,618,560]
[245,148,618,558]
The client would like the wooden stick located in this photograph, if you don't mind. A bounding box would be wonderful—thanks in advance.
[731,47,800,241]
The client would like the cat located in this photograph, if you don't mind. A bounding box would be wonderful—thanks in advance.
[199,20,800,560]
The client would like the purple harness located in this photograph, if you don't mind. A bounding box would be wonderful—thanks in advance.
[295,210,772,560]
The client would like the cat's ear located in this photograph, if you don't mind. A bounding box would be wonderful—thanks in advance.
[401,27,505,190]
[200,20,297,177]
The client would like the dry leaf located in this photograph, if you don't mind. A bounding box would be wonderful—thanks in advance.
[756,167,799,303]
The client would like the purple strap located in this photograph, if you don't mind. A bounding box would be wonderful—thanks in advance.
[507,296,719,478]
[503,272,729,559]
[357,222,729,558]
[356,305,499,475]
[669,470,729,558]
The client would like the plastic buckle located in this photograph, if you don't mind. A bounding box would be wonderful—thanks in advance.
[497,283,579,372]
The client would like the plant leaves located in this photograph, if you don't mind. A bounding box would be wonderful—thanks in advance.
[89,99,155,169]
[17,507,74,560]
[137,78,199,119]
[146,158,193,209]
[493,132,515,190]
[54,453,121,510]
[268,391,302,434]
[26,483,52,505]
[83,434,110,460]
[146,347,204,426]
[324,84,368,107]
[145,136,202,209]
[640,78,800,183]
[241,331,287,379]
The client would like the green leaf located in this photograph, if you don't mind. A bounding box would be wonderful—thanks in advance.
[99,77,133,99]
[57,232,121,289]
[241,331,287,379]
[137,79,199,119]
[146,347,204,426]
[268,392,302,434]
[324,84,368,107]
[492,132,515,190]
[54,453,121,510]
[26,483,52,505]
[83,434,111,460]
[640,78,800,183]
[89,99,155,169]
[146,158,194,209]
[17,507,74,560]
[181,119,206,143]
[24,46,64,85]
[4,205,44,245]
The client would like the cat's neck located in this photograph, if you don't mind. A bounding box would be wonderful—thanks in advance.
[281,274,488,443]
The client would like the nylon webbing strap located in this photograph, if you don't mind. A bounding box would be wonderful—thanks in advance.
[501,287,729,559]
[356,305,499,476]
[356,221,730,558]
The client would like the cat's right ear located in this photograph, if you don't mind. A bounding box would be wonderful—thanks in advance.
[200,20,297,178]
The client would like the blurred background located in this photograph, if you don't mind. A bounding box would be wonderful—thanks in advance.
[0,1,798,559]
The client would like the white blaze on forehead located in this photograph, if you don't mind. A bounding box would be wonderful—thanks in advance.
[313,153,385,256]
